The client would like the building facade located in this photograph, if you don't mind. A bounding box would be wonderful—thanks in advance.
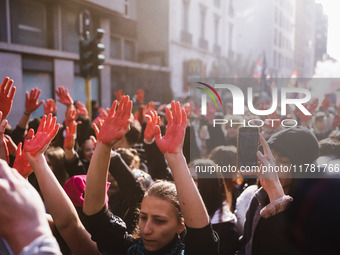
[0,0,171,125]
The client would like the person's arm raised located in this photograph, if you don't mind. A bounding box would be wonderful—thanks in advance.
[155,101,209,228]
[83,96,132,216]
[24,114,100,255]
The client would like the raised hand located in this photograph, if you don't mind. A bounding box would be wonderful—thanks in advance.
[65,105,79,128]
[24,114,60,156]
[75,101,88,117]
[64,121,77,150]
[321,97,331,111]
[43,99,57,115]
[97,96,132,147]
[90,135,97,147]
[13,142,33,178]
[135,89,144,103]
[4,135,17,156]
[144,110,160,143]
[92,120,103,138]
[56,86,73,106]
[93,107,108,127]
[25,88,42,114]
[295,98,318,123]
[256,134,284,202]
[115,90,123,101]
[155,101,187,154]
[0,77,16,119]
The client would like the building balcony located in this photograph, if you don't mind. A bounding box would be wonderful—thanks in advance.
[199,38,208,50]
[180,30,192,44]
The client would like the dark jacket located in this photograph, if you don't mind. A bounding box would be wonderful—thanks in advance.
[237,188,297,255]
[83,206,219,255]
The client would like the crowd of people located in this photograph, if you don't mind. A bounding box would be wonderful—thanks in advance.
[0,75,340,255]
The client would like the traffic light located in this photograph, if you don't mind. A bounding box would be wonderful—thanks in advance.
[79,28,105,78]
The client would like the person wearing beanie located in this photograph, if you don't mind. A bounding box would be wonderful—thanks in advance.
[237,126,319,255]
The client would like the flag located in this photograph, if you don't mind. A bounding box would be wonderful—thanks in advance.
[288,70,297,88]
[253,60,263,79]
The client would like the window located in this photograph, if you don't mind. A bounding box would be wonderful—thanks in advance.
[124,40,135,61]
[182,0,189,32]
[10,0,51,48]
[110,37,121,59]
[200,9,206,39]
[0,0,7,42]
[62,7,79,53]
[181,0,192,44]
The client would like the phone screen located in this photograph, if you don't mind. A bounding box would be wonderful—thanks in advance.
[237,127,259,169]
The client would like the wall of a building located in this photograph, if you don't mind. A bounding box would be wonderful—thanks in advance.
[0,0,171,127]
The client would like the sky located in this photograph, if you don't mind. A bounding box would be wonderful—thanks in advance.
[315,0,340,61]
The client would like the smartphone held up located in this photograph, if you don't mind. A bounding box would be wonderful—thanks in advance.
[237,127,259,171]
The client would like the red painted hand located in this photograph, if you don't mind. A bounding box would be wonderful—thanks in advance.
[56,86,73,106]
[295,98,318,123]
[25,88,42,114]
[90,135,97,147]
[24,114,60,156]
[0,77,16,119]
[321,97,331,111]
[64,121,77,150]
[93,108,107,127]
[43,99,57,115]
[144,110,160,141]
[155,101,187,154]
[97,96,132,147]
[4,135,17,156]
[184,103,191,118]
[65,105,79,128]
[115,90,123,101]
[136,89,144,103]
[13,142,33,178]
[75,101,88,117]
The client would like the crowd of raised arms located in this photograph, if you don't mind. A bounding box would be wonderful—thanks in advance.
[0,76,340,255]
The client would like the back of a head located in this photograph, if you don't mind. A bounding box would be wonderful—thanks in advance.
[116,147,141,169]
[208,145,237,167]
[190,159,225,218]
[267,126,319,165]
[208,146,239,192]
[45,146,67,186]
